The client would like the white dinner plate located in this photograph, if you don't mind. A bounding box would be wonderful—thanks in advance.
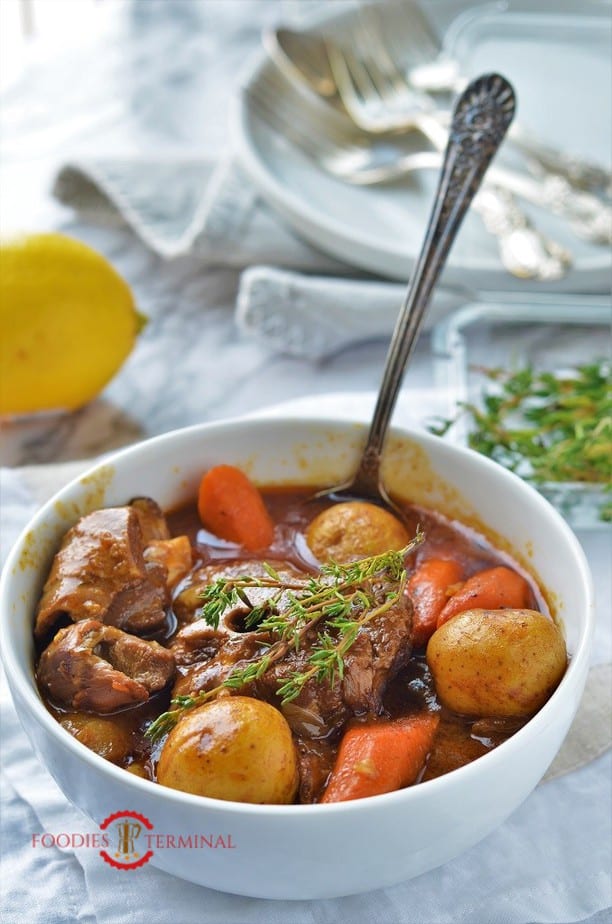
[233,0,612,292]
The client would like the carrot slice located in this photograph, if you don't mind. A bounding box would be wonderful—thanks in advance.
[320,713,440,803]
[436,565,531,628]
[197,464,274,551]
[408,558,464,648]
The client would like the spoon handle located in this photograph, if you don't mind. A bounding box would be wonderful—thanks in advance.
[352,73,516,495]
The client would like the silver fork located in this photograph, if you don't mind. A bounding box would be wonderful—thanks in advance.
[327,0,612,198]
[313,72,518,517]
[326,7,438,135]
[268,2,612,197]
[326,14,611,245]
[245,71,572,281]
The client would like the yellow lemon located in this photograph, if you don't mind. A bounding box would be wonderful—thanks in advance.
[0,233,146,415]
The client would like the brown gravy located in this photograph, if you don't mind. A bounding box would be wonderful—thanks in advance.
[40,487,544,798]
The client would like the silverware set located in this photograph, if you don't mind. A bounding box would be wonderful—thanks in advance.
[246,0,612,281]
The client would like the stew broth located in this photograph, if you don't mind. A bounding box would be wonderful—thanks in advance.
[38,486,547,801]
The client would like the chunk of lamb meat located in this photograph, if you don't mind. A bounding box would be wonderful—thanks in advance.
[170,620,231,667]
[144,537,192,590]
[35,503,170,640]
[170,559,309,694]
[37,618,175,713]
[342,582,414,712]
[258,580,413,736]
[293,737,336,803]
[173,564,414,739]
[130,497,170,543]
[171,559,304,628]
[173,632,272,699]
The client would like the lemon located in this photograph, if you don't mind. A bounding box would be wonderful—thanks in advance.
[0,233,146,415]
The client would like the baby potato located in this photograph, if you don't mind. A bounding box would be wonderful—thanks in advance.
[157,696,299,804]
[59,713,133,764]
[427,608,567,717]
[306,501,409,563]
[126,760,150,779]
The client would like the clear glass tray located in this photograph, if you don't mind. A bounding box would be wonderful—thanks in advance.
[430,294,611,530]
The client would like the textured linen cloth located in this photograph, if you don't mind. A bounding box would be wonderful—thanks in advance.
[52,157,462,360]
[1,394,611,924]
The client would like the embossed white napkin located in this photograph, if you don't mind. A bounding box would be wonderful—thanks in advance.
[52,158,461,360]
[235,266,462,359]
[53,158,345,271]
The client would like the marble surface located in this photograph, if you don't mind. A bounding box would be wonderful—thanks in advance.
[2,220,421,465]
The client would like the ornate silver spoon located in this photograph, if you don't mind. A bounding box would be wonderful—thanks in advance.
[315,72,516,517]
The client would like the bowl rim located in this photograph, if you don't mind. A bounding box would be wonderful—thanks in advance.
[0,414,595,815]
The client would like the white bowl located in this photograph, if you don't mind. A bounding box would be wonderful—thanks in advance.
[0,417,593,899]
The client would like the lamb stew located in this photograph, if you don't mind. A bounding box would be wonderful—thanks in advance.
[34,465,567,804]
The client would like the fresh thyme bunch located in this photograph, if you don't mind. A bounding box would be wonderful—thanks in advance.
[429,360,611,520]
[146,533,423,742]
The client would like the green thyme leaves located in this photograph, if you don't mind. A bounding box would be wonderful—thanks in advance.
[429,360,611,521]
[145,532,423,741]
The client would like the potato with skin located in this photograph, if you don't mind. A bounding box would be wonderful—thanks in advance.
[157,696,299,804]
[427,608,567,717]
[59,712,133,764]
[126,760,150,779]
[306,501,409,564]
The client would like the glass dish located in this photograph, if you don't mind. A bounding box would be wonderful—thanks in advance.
[430,294,611,530]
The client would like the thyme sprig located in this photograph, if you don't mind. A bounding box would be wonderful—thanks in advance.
[145,533,423,741]
[428,360,611,520]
